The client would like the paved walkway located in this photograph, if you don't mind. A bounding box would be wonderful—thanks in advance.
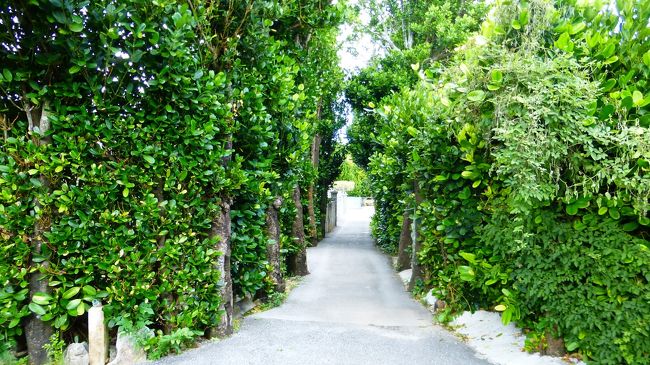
[151,205,490,365]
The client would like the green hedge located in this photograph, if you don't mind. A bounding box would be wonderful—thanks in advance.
[0,0,345,361]
[351,0,649,363]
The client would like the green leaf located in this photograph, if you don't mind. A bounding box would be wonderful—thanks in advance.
[569,22,585,34]
[566,204,578,215]
[603,56,618,65]
[82,285,97,297]
[143,155,155,164]
[8,318,20,328]
[69,65,82,74]
[598,207,608,215]
[458,266,475,281]
[566,342,579,352]
[608,208,620,220]
[501,307,513,325]
[643,51,650,67]
[2,69,13,82]
[459,252,476,264]
[491,70,503,83]
[601,79,616,92]
[32,292,52,305]
[622,222,639,232]
[494,304,506,312]
[555,32,572,52]
[66,299,82,311]
[511,19,521,30]
[632,90,643,106]
[458,187,471,200]
[600,43,615,58]
[518,10,529,26]
[62,287,80,300]
[467,90,485,102]
[29,302,46,316]
[406,126,418,137]
[122,187,129,198]
[54,314,68,329]
[575,198,590,209]
[69,22,83,32]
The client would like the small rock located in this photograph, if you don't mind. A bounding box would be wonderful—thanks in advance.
[424,290,438,307]
[64,342,89,365]
[398,269,412,286]
[107,331,147,365]
[434,299,447,312]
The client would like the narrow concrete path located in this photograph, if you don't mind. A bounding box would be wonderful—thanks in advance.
[151,205,491,365]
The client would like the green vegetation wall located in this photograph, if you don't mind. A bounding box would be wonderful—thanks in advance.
[347,0,649,363]
[0,0,346,363]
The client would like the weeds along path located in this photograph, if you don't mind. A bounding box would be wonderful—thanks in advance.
[149,204,490,365]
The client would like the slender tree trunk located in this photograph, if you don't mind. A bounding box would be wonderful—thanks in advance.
[318,187,328,237]
[209,197,233,337]
[24,101,54,365]
[287,185,309,276]
[408,181,423,292]
[307,134,320,247]
[265,196,285,293]
[210,136,234,337]
[396,208,412,271]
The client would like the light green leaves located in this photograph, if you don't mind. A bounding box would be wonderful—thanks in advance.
[62,287,80,300]
[69,22,83,32]
[467,90,485,102]
[32,292,53,305]
[29,303,47,316]
[458,266,475,281]
[555,32,574,52]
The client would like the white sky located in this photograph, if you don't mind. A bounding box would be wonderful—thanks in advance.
[335,0,384,144]
[337,0,382,73]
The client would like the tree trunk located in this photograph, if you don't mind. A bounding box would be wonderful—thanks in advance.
[287,185,309,276]
[318,187,328,238]
[265,196,285,293]
[209,198,233,337]
[25,101,54,365]
[396,209,412,271]
[408,181,423,292]
[307,134,320,247]
[209,135,234,337]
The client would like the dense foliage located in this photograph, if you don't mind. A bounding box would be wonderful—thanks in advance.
[0,0,345,362]
[348,0,649,363]
[336,156,371,197]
